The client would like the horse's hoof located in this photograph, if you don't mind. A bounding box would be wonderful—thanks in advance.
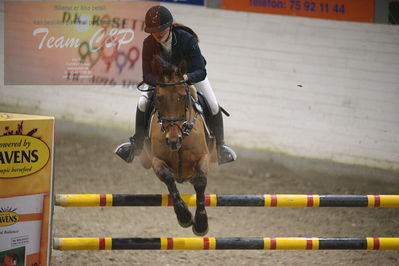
[177,211,193,228]
[192,223,209,236]
[178,218,193,228]
[192,209,208,236]
[174,201,193,228]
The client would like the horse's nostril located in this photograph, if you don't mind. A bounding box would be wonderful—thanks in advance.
[165,137,183,150]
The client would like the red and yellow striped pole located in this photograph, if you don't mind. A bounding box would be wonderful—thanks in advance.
[53,237,399,250]
[55,194,399,207]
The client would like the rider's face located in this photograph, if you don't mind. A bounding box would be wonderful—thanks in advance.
[151,27,171,43]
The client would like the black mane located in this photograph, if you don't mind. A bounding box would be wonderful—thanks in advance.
[152,55,178,79]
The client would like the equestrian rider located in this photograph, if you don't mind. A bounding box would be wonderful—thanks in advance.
[115,5,237,165]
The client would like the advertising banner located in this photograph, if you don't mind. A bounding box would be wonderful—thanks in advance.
[222,0,374,22]
[4,1,155,86]
[160,0,204,6]
[0,113,54,266]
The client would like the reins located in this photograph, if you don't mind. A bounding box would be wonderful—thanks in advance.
[137,81,154,92]
[157,80,187,87]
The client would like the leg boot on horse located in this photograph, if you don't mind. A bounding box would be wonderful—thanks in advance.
[152,157,193,228]
[210,108,237,164]
[190,168,208,236]
[115,108,146,163]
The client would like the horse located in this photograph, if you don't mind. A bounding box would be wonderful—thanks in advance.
[139,57,216,236]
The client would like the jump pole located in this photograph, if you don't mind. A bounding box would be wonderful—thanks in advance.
[53,237,399,250]
[55,194,399,207]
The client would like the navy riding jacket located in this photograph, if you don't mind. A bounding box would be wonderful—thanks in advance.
[142,27,207,86]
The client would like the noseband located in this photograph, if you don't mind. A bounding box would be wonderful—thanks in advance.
[155,80,199,138]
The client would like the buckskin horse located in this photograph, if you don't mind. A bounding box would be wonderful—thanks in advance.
[138,57,216,236]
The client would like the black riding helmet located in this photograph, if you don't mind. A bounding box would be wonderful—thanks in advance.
[144,6,173,33]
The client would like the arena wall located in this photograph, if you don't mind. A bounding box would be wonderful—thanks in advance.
[1,3,398,171]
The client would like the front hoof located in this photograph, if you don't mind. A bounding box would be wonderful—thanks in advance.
[192,222,209,236]
[192,209,208,236]
[174,201,193,228]
[178,217,193,228]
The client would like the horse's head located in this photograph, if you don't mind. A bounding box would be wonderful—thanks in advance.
[152,57,190,151]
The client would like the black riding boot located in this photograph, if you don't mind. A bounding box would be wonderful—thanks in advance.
[211,109,237,164]
[115,108,146,163]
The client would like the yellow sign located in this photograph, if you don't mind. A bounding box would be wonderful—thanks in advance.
[0,135,50,178]
[0,113,54,266]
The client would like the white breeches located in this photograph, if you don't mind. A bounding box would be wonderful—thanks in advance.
[137,84,152,112]
[137,77,219,115]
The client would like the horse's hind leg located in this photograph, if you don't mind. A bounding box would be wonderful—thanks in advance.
[152,157,192,227]
[191,156,209,236]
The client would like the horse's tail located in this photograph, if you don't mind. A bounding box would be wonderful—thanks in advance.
[173,23,199,42]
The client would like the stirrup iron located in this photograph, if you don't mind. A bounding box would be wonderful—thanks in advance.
[115,137,136,163]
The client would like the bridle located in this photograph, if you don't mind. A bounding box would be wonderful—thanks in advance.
[157,80,199,138]
[137,80,199,138]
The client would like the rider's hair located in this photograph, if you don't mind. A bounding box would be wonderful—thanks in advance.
[172,23,199,42]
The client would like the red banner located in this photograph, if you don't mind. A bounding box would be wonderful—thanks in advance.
[222,0,374,22]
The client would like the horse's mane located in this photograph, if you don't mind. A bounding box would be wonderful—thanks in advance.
[154,55,176,77]
[153,55,186,80]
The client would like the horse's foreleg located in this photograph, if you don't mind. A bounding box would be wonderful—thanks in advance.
[191,155,209,236]
[152,157,192,228]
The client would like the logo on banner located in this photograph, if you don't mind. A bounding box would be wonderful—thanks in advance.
[0,123,50,179]
[0,208,19,227]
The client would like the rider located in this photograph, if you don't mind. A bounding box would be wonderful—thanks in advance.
[115,5,236,165]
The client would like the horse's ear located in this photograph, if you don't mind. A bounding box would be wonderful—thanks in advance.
[152,55,162,79]
[178,60,187,77]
